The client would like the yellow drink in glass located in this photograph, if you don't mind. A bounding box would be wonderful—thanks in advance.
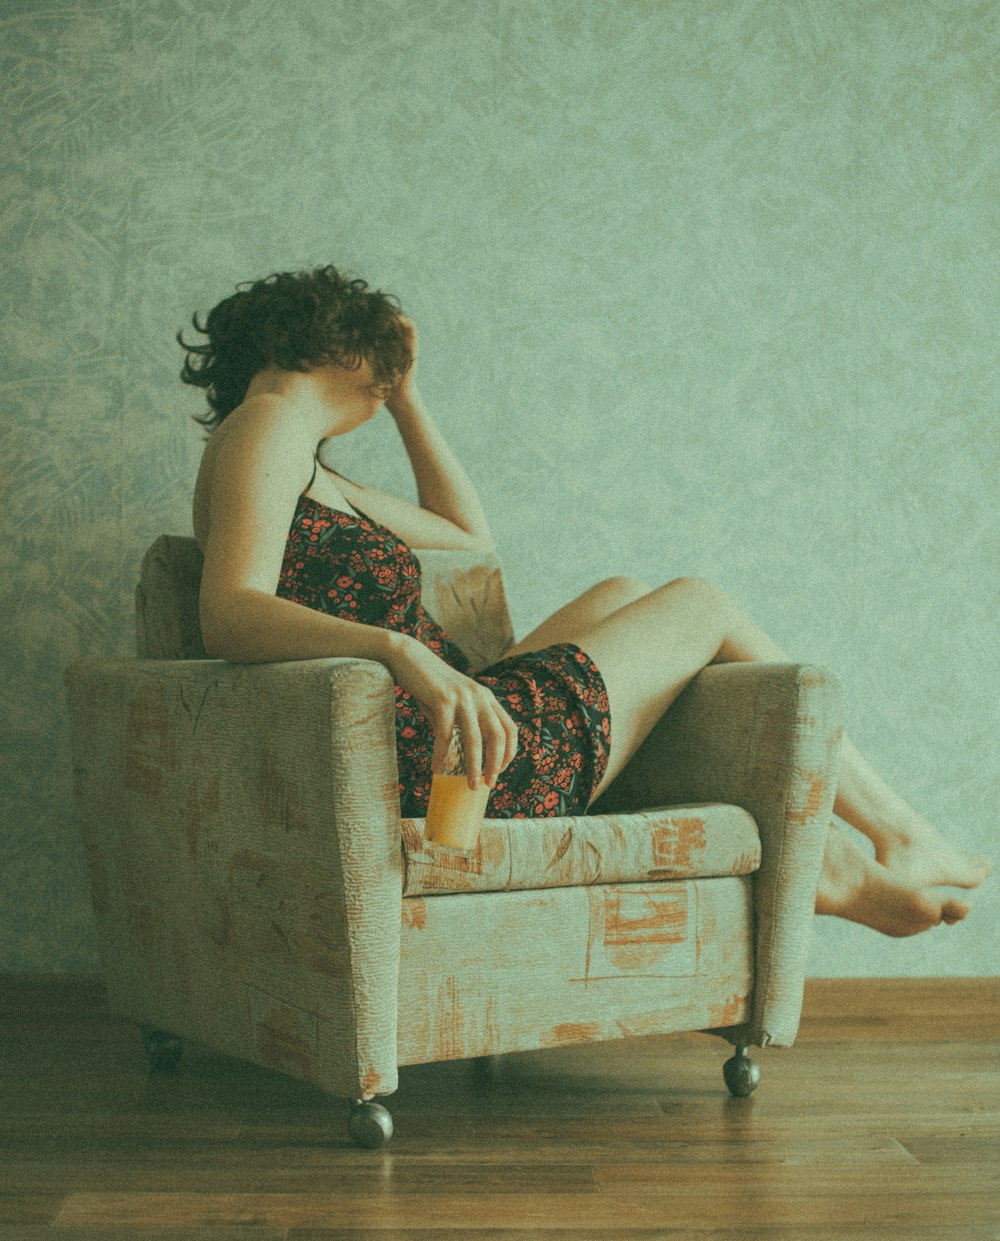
[423,729,490,851]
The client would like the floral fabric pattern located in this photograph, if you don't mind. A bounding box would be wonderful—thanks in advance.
[278,492,612,818]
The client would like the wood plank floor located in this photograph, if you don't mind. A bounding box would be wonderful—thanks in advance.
[0,976,997,1239]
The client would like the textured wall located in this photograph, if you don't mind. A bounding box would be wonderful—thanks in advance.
[2,0,997,976]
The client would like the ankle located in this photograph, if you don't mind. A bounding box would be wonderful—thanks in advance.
[872,819,917,856]
[836,802,916,857]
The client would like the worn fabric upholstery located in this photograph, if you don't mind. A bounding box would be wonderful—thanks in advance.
[591,661,844,1047]
[400,803,761,896]
[66,654,404,1099]
[65,535,844,1105]
[407,547,516,673]
[397,879,754,1065]
[135,536,208,661]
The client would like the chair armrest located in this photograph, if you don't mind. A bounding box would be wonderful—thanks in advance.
[591,661,844,1047]
[64,655,403,1100]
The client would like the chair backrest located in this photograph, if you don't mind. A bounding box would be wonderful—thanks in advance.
[135,535,516,672]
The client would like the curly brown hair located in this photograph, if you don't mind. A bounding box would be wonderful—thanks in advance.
[177,264,412,432]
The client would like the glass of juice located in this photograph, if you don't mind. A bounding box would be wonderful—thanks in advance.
[424,728,491,851]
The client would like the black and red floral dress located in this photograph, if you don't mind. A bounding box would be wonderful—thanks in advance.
[277,479,612,820]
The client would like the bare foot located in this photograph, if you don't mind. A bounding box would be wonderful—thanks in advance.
[833,735,991,890]
[874,809,992,891]
[817,823,972,938]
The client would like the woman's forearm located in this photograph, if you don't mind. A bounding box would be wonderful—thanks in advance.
[201,586,405,666]
[386,382,495,549]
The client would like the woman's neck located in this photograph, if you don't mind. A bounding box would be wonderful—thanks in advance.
[244,363,381,438]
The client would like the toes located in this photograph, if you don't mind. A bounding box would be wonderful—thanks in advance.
[950,854,992,889]
[940,898,971,925]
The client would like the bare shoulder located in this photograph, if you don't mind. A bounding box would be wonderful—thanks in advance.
[216,392,307,449]
[193,395,315,554]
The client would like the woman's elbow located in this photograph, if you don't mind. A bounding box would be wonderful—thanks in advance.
[201,620,237,661]
[200,599,249,661]
[463,527,497,556]
[202,633,234,661]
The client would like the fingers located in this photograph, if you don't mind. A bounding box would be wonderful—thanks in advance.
[430,718,454,780]
[432,684,519,791]
[397,314,416,348]
[497,703,520,778]
[473,691,520,790]
[477,704,514,791]
[453,698,482,791]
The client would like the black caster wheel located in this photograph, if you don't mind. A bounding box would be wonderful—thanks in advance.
[348,1100,394,1149]
[141,1025,184,1073]
[723,1045,761,1097]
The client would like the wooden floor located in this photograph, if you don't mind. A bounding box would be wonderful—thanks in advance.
[1,977,997,1239]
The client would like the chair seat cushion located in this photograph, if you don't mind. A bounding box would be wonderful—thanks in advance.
[400,803,760,897]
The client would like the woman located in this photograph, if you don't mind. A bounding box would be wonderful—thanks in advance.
[180,264,990,939]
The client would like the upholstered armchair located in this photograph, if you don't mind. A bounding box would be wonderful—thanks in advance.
[64,535,843,1148]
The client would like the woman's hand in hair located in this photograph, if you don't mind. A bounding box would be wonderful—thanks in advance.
[384,315,418,414]
[384,632,519,790]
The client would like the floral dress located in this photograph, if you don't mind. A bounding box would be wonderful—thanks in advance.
[277,483,612,820]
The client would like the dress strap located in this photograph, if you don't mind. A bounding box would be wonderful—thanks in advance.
[305,454,318,494]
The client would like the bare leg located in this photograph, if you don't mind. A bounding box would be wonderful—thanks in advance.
[506,575,991,935]
[825,735,991,889]
[708,594,992,892]
[816,822,972,936]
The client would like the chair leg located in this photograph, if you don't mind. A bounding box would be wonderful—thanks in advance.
[723,1045,761,1097]
[348,1099,394,1149]
[140,1025,184,1073]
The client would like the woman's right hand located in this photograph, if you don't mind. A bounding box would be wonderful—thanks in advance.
[385,633,519,789]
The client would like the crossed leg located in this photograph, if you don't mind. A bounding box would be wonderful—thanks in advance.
[503,575,992,937]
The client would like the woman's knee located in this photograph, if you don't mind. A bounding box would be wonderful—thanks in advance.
[664,574,728,602]
[594,575,655,606]
[657,576,738,633]
[593,574,730,626]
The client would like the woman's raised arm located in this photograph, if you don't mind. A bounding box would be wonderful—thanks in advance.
[383,317,496,553]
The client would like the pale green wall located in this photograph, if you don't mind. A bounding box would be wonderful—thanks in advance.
[2,0,997,975]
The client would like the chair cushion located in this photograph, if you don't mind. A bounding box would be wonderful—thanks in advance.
[400,803,760,896]
[136,536,208,659]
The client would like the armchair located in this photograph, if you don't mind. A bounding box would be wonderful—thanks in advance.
[64,536,843,1148]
